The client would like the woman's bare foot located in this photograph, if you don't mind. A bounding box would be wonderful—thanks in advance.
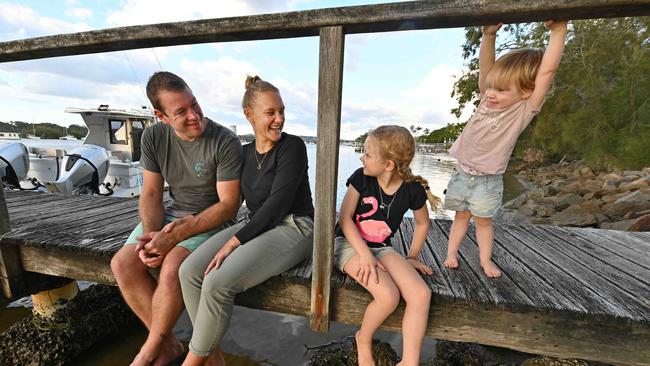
[443,253,459,269]
[355,330,376,366]
[204,346,225,366]
[481,260,502,278]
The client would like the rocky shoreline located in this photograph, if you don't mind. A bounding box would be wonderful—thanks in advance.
[498,160,650,231]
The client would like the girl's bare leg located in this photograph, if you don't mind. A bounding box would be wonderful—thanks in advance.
[344,254,401,366]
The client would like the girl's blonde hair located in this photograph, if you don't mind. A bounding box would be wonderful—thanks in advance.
[368,125,442,210]
[485,48,544,94]
[242,75,279,109]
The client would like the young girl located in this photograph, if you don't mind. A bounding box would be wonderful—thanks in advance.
[444,21,568,277]
[335,125,440,366]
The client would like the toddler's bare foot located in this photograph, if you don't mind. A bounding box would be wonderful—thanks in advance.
[481,260,502,278]
[355,330,376,366]
[443,253,459,269]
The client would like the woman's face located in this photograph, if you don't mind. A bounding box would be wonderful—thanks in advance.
[245,91,285,146]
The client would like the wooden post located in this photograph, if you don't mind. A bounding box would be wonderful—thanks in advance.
[310,25,344,332]
[0,188,26,299]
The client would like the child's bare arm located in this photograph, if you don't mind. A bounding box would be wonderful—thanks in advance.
[407,206,433,275]
[478,23,502,95]
[529,20,569,109]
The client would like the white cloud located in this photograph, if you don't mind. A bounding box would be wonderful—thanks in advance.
[0,2,90,41]
[107,0,294,27]
[65,7,93,18]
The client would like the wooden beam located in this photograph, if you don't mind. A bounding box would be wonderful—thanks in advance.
[310,26,344,333]
[234,278,650,366]
[1,0,649,62]
[20,246,115,285]
[0,188,26,299]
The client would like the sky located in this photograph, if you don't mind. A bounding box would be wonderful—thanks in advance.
[0,0,474,139]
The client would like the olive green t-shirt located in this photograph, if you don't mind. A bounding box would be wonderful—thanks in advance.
[140,118,242,216]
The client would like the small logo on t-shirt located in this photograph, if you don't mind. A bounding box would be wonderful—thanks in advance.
[194,162,209,177]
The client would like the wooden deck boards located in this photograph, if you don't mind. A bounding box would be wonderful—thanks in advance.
[2,190,650,364]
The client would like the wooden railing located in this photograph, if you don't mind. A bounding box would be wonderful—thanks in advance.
[1,0,649,333]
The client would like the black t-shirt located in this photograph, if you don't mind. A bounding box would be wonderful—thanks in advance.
[235,133,314,244]
[336,168,427,247]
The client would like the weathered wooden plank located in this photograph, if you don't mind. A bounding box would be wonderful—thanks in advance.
[327,282,650,366]
[310,25,344,333]
[568,227,650,271]
[585,227,650,256]
[551,226,650,286]
[503,224,634,316]
[491,223,588,312]
[8,195,134,224]
[474,222,580,312]
[397,219,454,297]
[425,220,489,302]
[536,225,650,303]
[2,0,649,62]
[0,188,26,299]
[448,221,537,307]
[20,246,115,285]
[512,225,649,321]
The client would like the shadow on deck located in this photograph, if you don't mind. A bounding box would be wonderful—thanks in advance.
[1,190,649,365]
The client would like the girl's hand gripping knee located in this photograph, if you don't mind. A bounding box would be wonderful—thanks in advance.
[357,253,386,287]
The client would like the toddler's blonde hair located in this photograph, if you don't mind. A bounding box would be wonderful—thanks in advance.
[485,48,544,94]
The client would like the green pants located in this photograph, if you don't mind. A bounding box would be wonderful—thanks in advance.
[179,214,313,356]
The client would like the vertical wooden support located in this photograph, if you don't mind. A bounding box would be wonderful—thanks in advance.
[310,26,344,332]
[0,189,25,299]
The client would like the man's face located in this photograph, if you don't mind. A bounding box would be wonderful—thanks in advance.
[155,88,206,141]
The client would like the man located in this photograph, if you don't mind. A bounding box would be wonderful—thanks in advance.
[111,71,242,366]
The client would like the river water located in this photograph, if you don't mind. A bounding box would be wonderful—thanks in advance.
[1,141,521,365]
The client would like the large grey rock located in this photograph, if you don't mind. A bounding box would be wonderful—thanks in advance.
[602,191,650,219]
[551,204,598,227]
[503,194,527,209]
[550,193,584,210]
[619,178,649,192]
[628,214,650,231]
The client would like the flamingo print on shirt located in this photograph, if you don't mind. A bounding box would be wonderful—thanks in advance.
[355,196,392,244]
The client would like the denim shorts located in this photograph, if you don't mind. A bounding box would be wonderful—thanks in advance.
[333,236,398,271]
[443,167,503,218]
[124,214,230,252]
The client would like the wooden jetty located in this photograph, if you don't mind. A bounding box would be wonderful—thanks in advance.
[1,190,649,365]
[2,1,650,364]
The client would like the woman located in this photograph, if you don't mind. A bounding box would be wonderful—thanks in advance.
[178,76,314,366]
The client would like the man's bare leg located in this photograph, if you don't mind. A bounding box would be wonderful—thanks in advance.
[127,246,190,366]
[111,245,157,328]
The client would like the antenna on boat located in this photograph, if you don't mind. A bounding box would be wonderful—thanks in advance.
[151,48,163,71]
[122,51,148,107]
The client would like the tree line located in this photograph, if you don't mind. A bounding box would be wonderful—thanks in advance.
[0,121,87,140]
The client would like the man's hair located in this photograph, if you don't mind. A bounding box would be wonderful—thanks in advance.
[146,71,190,114]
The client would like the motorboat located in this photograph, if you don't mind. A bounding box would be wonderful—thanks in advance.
[1,105,156,197]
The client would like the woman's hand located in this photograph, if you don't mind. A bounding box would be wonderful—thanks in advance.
[204,236,241,275]
[357,253,386,287]
[482,23,503,36]
[407,257,433,276]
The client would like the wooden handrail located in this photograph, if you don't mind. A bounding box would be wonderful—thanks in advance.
[1,0,649,62]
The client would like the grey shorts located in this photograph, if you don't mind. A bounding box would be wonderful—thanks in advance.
[443,167,503,218]
[333,236,397,271]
